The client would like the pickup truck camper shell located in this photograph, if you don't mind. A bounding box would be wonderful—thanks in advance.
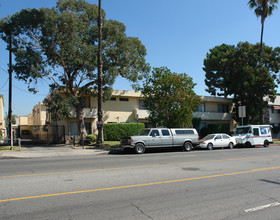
[120,128,199,154]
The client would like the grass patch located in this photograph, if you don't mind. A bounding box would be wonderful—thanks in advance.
[86,141,120,149]
[273,140,280,145]
[0,146,22,151]
[102,141,120,148]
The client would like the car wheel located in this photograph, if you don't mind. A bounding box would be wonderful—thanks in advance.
[207,143,213,150]
[183,142,192,152]
[134,143,145,154]
[228,142,234,149]
[264,140,269,148]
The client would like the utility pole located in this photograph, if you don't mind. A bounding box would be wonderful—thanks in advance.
[8,32,13,150]
[97,0,103,145]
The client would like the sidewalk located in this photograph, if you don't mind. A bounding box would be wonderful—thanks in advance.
[0,144,110,159]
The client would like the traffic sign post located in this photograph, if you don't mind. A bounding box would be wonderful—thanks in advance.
[96,121,103,128]
[239,106,246,126]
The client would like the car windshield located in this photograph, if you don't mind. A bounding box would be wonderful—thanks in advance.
[203,134,216,140]
[139,129,151,136]
[235,127,250,135]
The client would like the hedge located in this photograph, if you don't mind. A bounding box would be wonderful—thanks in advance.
[103,123,145,141]
[200,123,230,138]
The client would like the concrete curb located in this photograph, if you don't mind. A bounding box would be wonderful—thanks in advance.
[0,146,110,159]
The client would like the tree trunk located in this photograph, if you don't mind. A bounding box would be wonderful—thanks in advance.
[259,21,265,125]
[75,101,87,145]
[97,0,104,144]
[259,20,264,64]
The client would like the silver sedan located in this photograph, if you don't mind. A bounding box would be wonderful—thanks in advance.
[199,133,236,150]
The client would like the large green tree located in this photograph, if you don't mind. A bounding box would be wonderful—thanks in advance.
[141,67,201,128]
[203,44,236,98]
[203,42,280,124]
[0,0,150,142]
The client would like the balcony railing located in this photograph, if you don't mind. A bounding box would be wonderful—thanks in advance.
[69,108,97,118]
[193,112,233,121]
[133,109,149,120]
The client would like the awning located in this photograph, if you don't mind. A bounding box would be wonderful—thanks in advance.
[273,106,280,110]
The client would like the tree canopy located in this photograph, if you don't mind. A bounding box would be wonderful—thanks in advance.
[0,0,150,140]
[203,44,236,98]
[140,67,201,128]
[203,42,280,124]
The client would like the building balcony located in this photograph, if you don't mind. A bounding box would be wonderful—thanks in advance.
[133,109,149,120]
[69,108,97,118]
[193,112,233,121]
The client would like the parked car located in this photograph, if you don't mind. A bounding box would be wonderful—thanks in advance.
[199,133,236,150]
[120,128,199,154]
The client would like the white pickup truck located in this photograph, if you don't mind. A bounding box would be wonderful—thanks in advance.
[120,128,199,154]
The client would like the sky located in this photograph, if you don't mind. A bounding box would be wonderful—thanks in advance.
[1,0,280,116]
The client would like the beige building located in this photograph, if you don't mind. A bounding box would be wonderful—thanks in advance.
[21,91,280,140]
[193,96,234,131]
[19,103,46,126]
[0,95,6,138]
[41,90,234,137]
[47,90,150,136]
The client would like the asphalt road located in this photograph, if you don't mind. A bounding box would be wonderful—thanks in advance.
[1,146,280,220]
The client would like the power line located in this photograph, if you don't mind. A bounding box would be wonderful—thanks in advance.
[0,66,9,75]
[0,78,8,90]
[13,85,48,96]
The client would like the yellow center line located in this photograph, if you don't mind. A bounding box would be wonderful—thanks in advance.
[1,166,280,203]
[1,155,280,179]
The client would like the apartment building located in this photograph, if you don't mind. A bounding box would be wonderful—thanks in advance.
[40,90,233,136]
[46,90,149,136]
[193,96,234,131]
[0,95,5,138]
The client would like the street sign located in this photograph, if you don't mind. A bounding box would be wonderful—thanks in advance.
[239,106,246,118]
[96,121,103,128]
[239,106,246,126]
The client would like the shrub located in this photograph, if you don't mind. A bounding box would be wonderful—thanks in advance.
[199,123,230,138]
[86,134,97,143]
[103,123,145,141]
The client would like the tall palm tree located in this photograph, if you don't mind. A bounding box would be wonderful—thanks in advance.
[248,0,278,62]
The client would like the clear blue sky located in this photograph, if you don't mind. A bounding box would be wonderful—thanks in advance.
[1,0,280,116]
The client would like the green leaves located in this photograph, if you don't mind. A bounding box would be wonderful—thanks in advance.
[203,42,280,124]
[0,0,150,95]
[141,67,200,128]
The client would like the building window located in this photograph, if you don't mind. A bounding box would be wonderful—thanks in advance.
[70,122,92,135]
[218,104,229,113]
[196,103,205,112]
[69,122,78,136]
[85,122,92,135]
[139,99,147,110]
[81,96,91,108]
[120,98,129,102]
[110,97,116,101]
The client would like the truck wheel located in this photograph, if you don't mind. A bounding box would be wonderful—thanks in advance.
[134,143,145,154]
[183,142,192,152]
[245,142,252,148]
[228,142,234,149]
[207,143,213,150]
[264,140,269,148]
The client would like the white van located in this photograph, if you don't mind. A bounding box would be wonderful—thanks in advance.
[234,125,272,148]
